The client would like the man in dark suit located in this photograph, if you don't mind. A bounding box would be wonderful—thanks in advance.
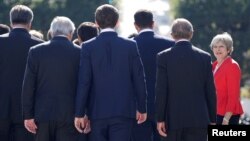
[74,4,147,141]
[0,5,43,141]
[22,16,82,141]
[155,18,216,141]
[131,9,175,141]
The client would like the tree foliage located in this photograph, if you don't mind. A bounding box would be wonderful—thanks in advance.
[170,0,250,83]
[0,0,108,39]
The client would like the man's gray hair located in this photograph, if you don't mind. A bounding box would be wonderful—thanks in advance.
[49,16,75,37]
[171,18,193,39]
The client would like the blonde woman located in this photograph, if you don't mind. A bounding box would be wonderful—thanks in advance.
[210,32,243,125]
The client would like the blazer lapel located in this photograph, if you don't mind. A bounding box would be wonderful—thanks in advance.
[213,57,231,77]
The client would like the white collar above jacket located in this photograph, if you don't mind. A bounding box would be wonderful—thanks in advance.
[175,39,190,43]
[100,28,116,33]
[138,28,153,35]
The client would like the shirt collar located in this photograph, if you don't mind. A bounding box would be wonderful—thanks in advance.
[138,28,153,35]
[175,39,190,43]
[100,28,116,33]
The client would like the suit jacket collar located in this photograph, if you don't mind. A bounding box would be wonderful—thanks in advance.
[138,30,154,36]
[100,28,115,33]
[174,40,192,49]
[51,36,69,41]
[98,31,118,38]
[138,29,154,35]
[9,28,29,36]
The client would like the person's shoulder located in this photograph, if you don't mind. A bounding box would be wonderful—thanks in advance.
[229,57,239,65]
[72,43,81,52]
[0,33,10,38]
[154,33,175,42]
[73,43,81,49]
[30,34,44,44]
[158,47,173,56]
[83,36,98,47]
[30,41,50,51]
[119,35,136,42]
[116,35,137,47]
[226,57,241,70]
[192,46,211,57]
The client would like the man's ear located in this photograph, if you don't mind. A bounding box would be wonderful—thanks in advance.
[78,35,83,43]
[170,32,175,38]
[134,23,140,32]
[95,20,100,28]
[27,23,32,30]
[189,32,193,40]
[67,33,73,41]
[115,20,120,28]
[151,21,155,28]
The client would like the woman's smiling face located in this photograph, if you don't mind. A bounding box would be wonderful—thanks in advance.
[212,41,229,61]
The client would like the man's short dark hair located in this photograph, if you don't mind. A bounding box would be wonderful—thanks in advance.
[77,22,99,42]
[95,4,119,29]
[10,5,33,25]
[0,24,10,35]
[134,9,153,28]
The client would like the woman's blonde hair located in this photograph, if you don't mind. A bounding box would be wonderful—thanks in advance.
[210,32,234,55]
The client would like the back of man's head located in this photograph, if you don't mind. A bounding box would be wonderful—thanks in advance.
[49,16,75,38]
[95,4,119,29]
[77,22,99,43]
[171,18,193,40]
[10,5,33,25]
[0,24,10,35]
[134,9,153,29]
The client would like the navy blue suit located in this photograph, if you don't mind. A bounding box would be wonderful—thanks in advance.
[22,36,81,141]
[0,28,43,141]
[75,31,147,141]
[132,31,174,141]
[155,41,216,141]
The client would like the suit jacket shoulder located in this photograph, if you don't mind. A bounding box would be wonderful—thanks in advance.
[192,46,211,58]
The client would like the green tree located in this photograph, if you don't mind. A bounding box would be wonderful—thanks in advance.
[170,0,250,84]
[0,0,108,39]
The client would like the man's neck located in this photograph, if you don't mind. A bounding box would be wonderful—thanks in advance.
[138,28,153,34]
[12,24,30,30]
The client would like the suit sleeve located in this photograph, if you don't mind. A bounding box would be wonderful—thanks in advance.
[22,48,37,119]
[204,56,217,123]
[131,43,147,113]
[225,63,241,112]
[75,46,92,117]
[155,53,168,122]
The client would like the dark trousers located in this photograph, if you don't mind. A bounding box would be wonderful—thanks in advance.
[35,121,80,141]
[0,120,34,141]
[78,133,89,141]
[216,114,240,125]
[131,119,160,141]
[161,127,207,141]
[89,117,133,141]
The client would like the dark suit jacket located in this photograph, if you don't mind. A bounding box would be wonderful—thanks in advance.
[0,28,43,122]
[134,31,174,120]
[22,36,80,122]
[155,41,216,130]
[75,31,147,120]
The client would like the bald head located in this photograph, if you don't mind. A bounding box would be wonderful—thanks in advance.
[171,18,193,40]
